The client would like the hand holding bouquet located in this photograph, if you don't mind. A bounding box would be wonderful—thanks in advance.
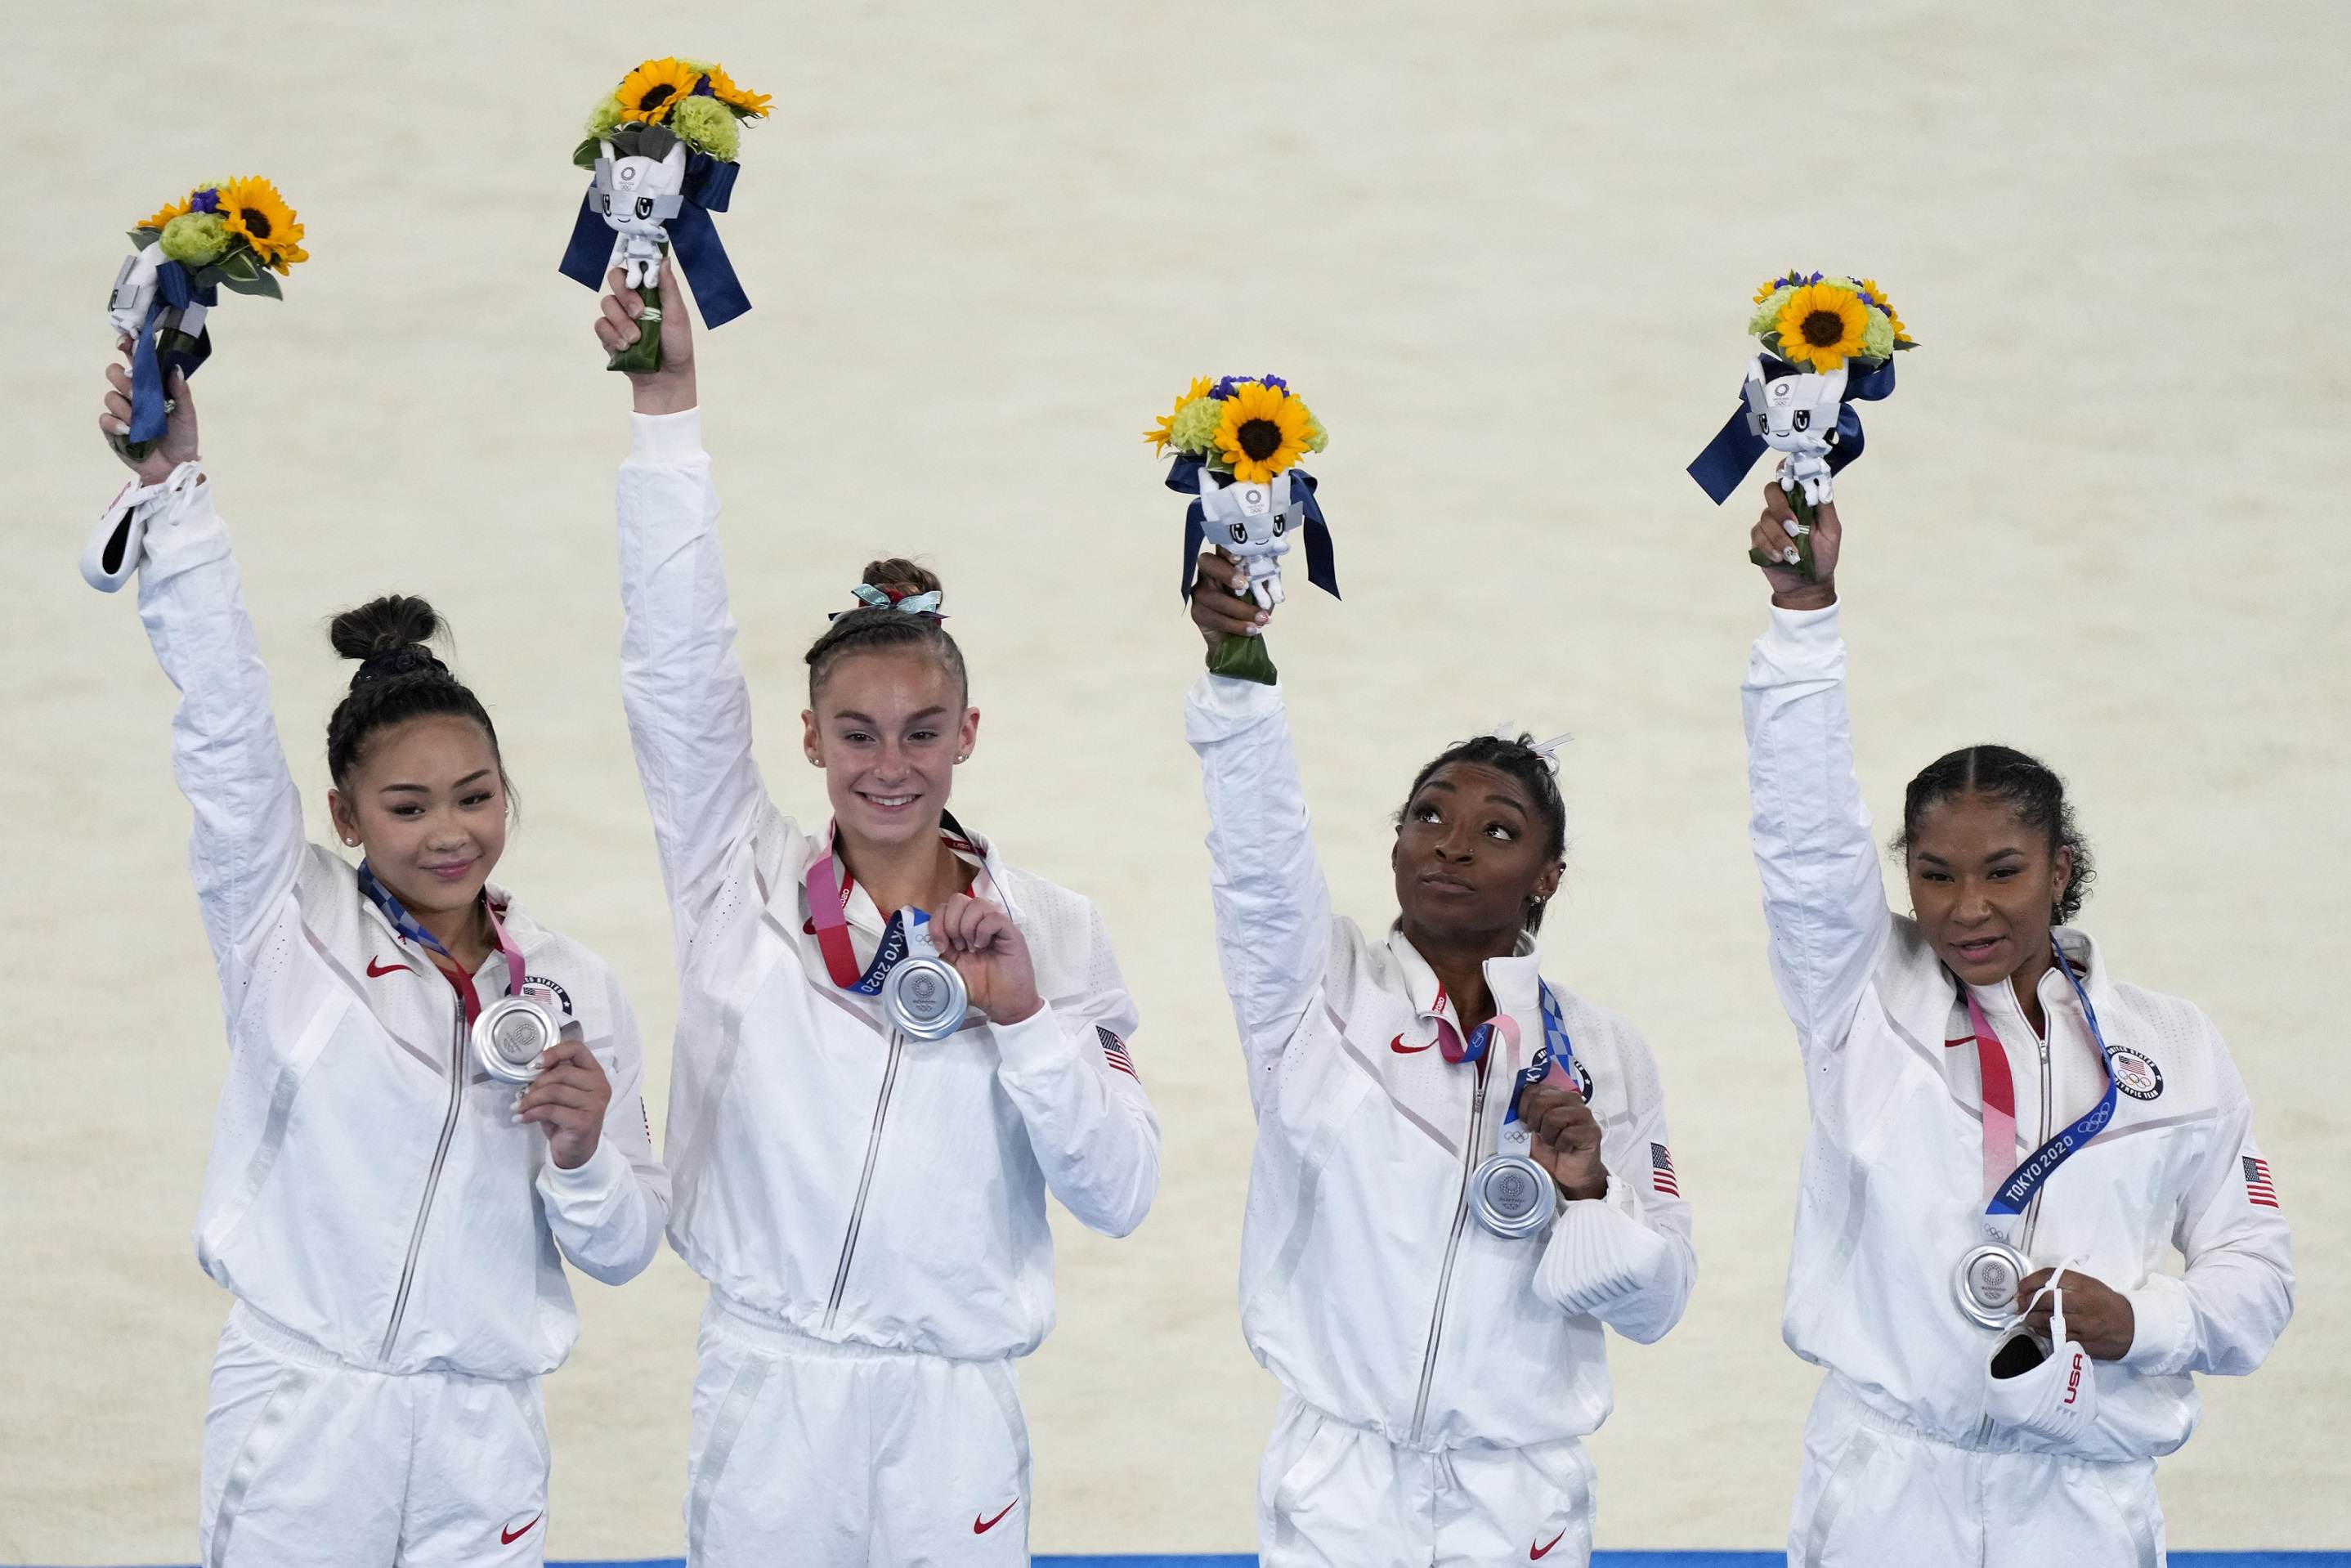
[1689,271,1914,579]
[107,177,307,461]
[559,56,767,373]
[1147,375,1337,684]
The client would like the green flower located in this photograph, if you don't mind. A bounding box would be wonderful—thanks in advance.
[1861,307,1895,360]
[1748,286,1793,336]
[585,95,625,138]
[1303,412,1328,452]
[669,94,741,160]
[1169,395,1225,456]
[159,212,231,267]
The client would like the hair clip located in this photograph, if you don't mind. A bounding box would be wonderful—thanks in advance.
[830,583,947,621]
[1489,724,1575,773]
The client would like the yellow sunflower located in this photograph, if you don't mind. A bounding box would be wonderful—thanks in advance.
[141,195,193,231]
[1774,282,1869,371]
[702,63,772,118]
[218,177,307,273]
[1214,382,1310,482]
[1144,376,1215,454]
[616,56,700,123]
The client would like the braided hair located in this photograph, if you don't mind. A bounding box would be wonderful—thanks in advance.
[1397,732,1569,933]
[804,558,968,702]
[324,595,505,791]
[1892,744,2095,924]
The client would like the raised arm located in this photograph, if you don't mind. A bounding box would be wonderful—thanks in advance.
[602,266,773,939]
[1740,486,1892,1052]
[93,362,305,1017]
[1181,553,1336,1090]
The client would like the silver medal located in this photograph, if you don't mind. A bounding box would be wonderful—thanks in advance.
[472,994,561,1084]
[1468,1154,1556,1240]
[881,955,968,1041]
[1955,1240,2031,1329]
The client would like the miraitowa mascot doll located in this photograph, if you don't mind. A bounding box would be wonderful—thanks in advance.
[1687,271,1915,577]
[1144,374,1338,684]
[558,56,767,373]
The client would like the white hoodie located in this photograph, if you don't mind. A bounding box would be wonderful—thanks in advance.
[1744,602,2293,1458]
[615,411,1160,1360]
[1185,672,1695,1451]
[108,464,668,1379]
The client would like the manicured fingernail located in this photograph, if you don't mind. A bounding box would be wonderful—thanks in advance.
[1246,625,1261,637]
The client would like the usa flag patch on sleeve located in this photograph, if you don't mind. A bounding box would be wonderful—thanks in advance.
[1650,1142,1679,1197]
[2243,1154,2279,1209]
[1099,1026,1140,1081]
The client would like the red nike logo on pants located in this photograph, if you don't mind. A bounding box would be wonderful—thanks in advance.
[367,956,413,978]
[974,1500,1018,1533]
[1530,1526,1566,1559]
[500,1512,542,1545]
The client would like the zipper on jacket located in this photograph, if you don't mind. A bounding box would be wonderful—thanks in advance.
[1408,1056,1489,1443]
[823,1029,906,1330]
[1977,981,2056,1448]
[379,1003,469,1361]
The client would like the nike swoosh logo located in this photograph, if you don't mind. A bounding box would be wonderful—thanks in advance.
[1530,1527,1566,1560]
[367,956,414,978]
[1390,1033,1436,1054]
[501,1513,542,1545]
[974,1500,1018,1534]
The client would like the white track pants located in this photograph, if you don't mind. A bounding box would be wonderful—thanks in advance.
[1256,1394,1596,1568]
[198,1305,550,1568]
[683,1293,1032,1567]
[1787,1375,2165,1567]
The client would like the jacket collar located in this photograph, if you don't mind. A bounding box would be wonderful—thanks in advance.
[1883,920,2116,1050]
[1386,923,1545,1035]
[829,810,1011,934]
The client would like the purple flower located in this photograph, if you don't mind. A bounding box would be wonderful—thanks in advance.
[189,188,222,214]
[692,73,716,96]
[1212,373,1288,400]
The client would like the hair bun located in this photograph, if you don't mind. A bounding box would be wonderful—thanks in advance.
[329,594,442,661]
[859,558,942,606]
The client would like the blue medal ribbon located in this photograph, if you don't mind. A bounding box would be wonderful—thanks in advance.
[1686,353,1896,505]
[126,261,217,444]
[1984,939,2123,1218]
[558,151,751,329]
[357,859,453,960]
[1167,454,1338,603]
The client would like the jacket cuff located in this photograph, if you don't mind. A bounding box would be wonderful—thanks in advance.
[2119,1272,2196,1375]
[134,472,230,578]
[628,407,705,466]
[1538,1194,1671,1317]
[991,1001,1080,1080]
[1184,669,1283,741]
[536,1136,628,1208]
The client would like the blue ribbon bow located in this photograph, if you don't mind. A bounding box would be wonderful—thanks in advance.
[1686,354,1897,505]
[1167,455,1339,603]
[558,151,750,329]
[127,262,217,444]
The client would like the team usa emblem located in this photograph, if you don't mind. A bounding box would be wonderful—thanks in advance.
[2108,1047,2163,1101]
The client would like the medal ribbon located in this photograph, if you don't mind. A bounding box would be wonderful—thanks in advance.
[802,820,977,997]
[1968,939,2121,1221]
[356,859,526,1023]
[1435,982,1580,1146]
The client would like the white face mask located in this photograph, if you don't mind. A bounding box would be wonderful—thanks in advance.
[1983,1264,2096,1445]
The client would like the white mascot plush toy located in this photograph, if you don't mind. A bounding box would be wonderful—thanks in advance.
[593,137,689,290]
[1198,468,1306,611]
[1741,357,1847,508]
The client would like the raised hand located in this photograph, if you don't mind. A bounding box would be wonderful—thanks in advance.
[597,262,696,415]
[99,347,199,485]
[929,894,1042,1025]
[1518,1082,1608,1202]
[1749,482,1841,611]
[515,1035,614,1171]
[1188,548,1271,652]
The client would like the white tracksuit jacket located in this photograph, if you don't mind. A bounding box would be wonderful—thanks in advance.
[1186,673,1696,1454]
[616,411,1160,1359]
[119,465,669,1378]
[1744,603,2294,1463]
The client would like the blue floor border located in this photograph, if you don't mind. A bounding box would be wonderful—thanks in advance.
[23,1556,2348,1567]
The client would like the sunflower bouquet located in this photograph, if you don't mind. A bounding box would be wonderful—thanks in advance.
[559,56,768,373]
[1688,271,1916,579]
[105,177,307,461]
[1146,374,1337,684]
